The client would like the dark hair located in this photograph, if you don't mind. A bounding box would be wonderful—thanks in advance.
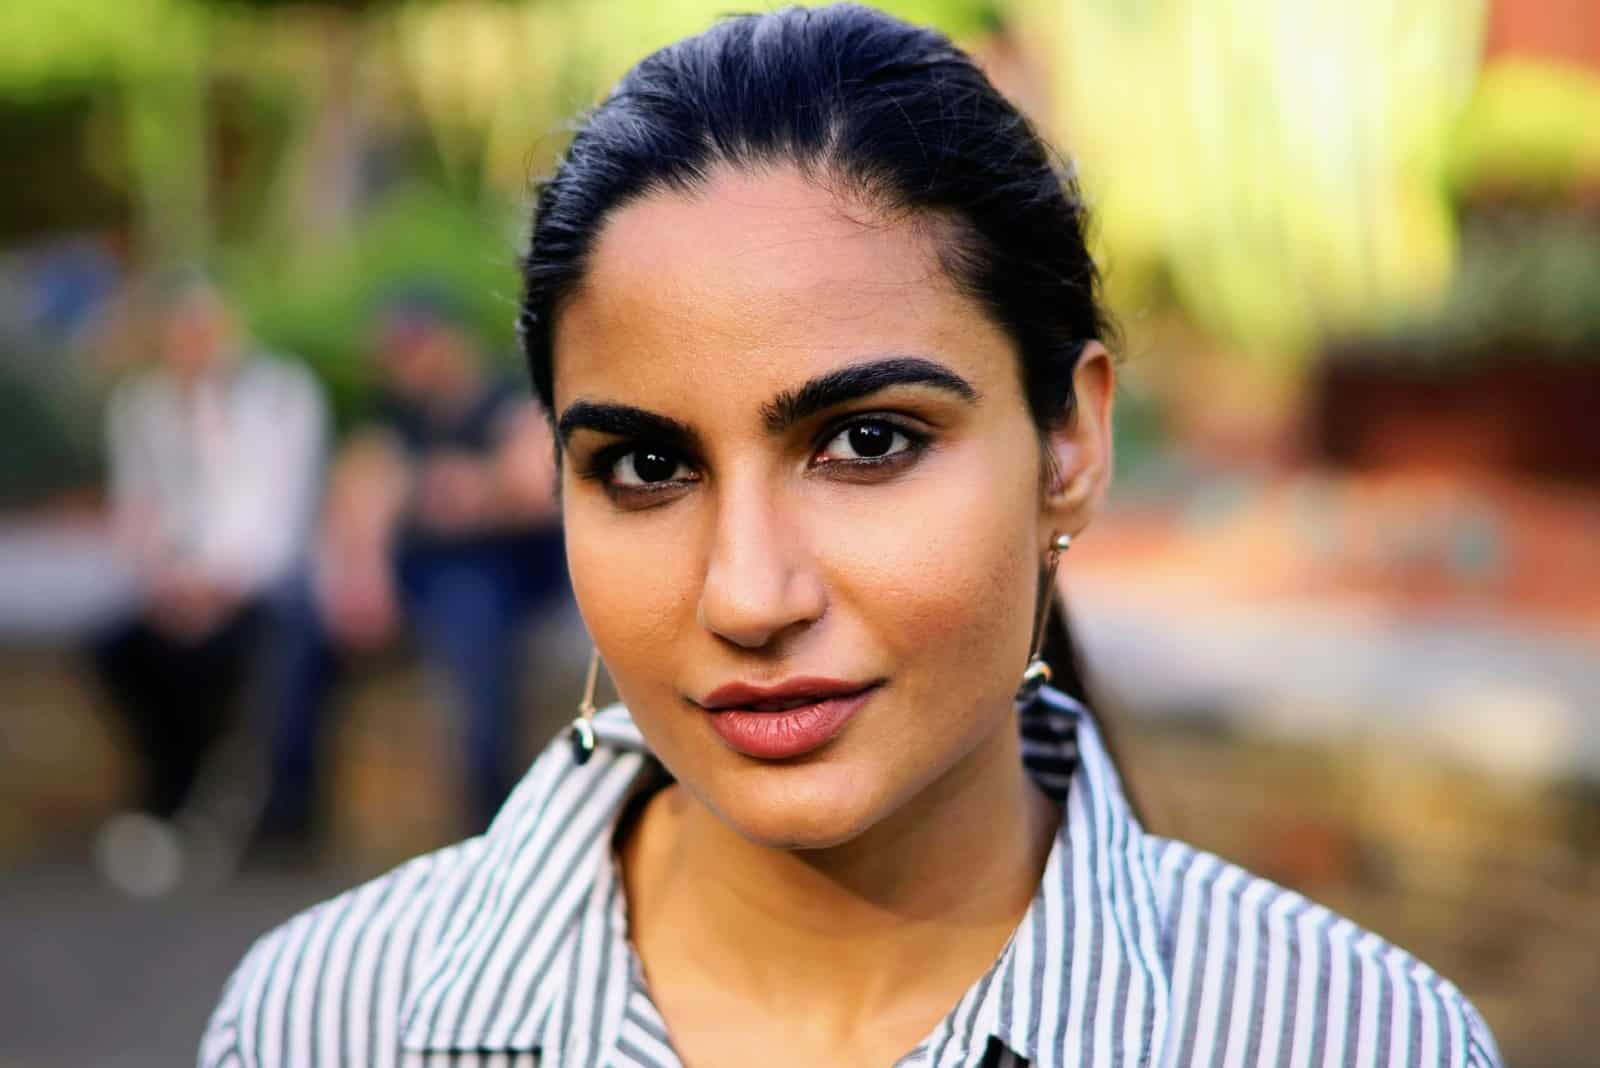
[519,4,1110,721]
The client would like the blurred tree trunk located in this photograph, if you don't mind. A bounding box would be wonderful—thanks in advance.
[283,7,370,247]
[123,9,210,267]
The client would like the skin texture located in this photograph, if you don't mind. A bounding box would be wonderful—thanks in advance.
[552,165,1114,1066]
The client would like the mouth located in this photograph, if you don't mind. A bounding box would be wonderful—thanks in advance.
[695,677,883,760]
[700,677,879,711]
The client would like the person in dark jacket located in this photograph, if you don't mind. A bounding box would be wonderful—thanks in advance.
[260,289,566,840]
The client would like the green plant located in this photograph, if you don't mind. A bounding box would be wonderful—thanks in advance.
[1372,212,1600,365]
[233,182,523,428]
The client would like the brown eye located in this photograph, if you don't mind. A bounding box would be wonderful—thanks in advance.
[613,447,691,486]
[816,419,912,463]
[847,423,893,457]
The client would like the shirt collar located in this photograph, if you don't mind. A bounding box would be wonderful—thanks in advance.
[400,690,1170,1068]
[976,688,1171,1068]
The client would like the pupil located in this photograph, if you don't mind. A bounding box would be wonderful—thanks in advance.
[848,423,892,458]
[634,450,677,482]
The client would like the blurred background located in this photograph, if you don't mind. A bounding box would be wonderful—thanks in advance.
[0,0,1595,1064]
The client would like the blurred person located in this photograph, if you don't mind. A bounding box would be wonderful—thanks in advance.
[259,288,564,842]
[92,273,326,894]
[202,8,1502,1067]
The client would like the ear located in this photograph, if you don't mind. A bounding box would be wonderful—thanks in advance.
[1041,341,1115,541]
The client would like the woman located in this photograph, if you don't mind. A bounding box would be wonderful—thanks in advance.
[201,6,1501,1066]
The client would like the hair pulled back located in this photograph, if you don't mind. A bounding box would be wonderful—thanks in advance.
[519,2,1109,709]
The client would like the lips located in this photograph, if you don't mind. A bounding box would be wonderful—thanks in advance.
[697,677,881,760]
[700,677,875,711]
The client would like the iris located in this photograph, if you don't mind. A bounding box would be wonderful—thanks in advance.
[847,422,894,458]
[633,449,679,482]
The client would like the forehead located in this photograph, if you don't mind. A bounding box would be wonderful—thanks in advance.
[551,165,1014,412]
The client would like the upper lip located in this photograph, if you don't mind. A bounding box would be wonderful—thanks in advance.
[698,676,879,712]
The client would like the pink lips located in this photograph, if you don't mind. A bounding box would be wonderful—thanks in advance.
[698,677,880,760]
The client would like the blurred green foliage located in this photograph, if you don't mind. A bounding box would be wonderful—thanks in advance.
[234,183,524,429]
[0,0,1011,507]
[1348,63,1600,363]
[1042,0,1487,357]
[1377,213,1600,363]
[3,0,1599,510]
[0,0,192,98]
[1449,59,1600,199]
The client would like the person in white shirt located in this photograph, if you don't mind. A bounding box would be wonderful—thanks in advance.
[92,275,326,858]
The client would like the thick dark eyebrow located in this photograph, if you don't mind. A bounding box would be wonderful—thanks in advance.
[555,401,700,452]
[760,356,980,433]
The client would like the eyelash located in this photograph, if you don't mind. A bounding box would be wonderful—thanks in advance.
[576,414,931,506]
[813,415,929,470]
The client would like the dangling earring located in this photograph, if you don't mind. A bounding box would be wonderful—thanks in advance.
[569,646,601,765]
[1016,532,1073,705]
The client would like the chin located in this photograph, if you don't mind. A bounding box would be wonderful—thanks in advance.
[723,809,876,853]
[698,759,893,852]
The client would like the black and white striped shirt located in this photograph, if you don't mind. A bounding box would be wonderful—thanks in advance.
[200,688,1502,1067]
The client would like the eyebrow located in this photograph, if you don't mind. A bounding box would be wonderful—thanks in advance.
[554,355,979,449]
[760,356,979,432]
[555,402,700,452]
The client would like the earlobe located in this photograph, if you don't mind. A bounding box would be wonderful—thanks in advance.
[1043,449,1097,527]
[1047,465,1092,508]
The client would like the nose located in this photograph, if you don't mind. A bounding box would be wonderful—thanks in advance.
[697,487,826,650]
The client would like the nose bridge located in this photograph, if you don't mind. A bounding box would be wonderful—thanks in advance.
[697,467,823,649]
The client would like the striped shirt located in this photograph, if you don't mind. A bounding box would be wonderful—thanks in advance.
[199,688,1503,1068]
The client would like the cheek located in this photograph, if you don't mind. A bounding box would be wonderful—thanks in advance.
[562,495,699,684]
[820,444,1040,679]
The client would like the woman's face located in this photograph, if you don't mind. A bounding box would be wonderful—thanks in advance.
[553,166,1096,849]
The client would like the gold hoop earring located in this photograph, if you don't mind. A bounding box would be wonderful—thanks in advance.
[1016,532,1072,705]
[569,646,601,764]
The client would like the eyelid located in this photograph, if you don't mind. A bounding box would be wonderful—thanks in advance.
[570,440,702,515]
[808,415,932,475]
[572,440,631,483]
[574,411,930,494]
[576,437,701,482]
[810,411,930,453]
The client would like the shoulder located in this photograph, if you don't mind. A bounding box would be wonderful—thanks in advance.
[198,710,651,1067]
[197,837,484,1068]
[1142,836,1502,1068]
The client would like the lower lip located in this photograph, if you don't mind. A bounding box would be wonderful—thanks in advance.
[704,687,876,760]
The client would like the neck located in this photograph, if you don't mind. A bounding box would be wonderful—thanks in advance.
[625,712,1059,1022]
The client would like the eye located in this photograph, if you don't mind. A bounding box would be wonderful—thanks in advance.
[815,419,916,464]
[611,446,694,487]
